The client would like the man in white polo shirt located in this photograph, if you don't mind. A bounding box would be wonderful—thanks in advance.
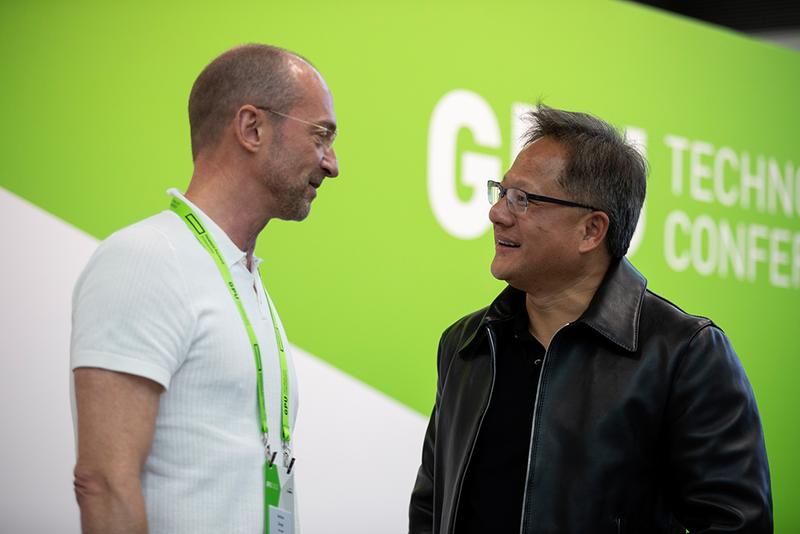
[70,44,339,534]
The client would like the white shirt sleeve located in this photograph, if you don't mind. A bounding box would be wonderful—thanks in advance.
[70,223,196,389]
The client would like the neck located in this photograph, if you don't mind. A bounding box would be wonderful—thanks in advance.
[524,258,610,349]
[184,160,271,257]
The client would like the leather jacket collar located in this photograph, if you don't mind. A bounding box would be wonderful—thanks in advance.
[458,257,647,355]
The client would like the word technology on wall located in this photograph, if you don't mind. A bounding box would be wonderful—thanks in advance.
[664,135,800,289]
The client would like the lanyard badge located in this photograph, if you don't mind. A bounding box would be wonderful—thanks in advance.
[170,195,295,534]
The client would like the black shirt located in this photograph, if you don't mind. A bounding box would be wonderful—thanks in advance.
[455,298,545,534]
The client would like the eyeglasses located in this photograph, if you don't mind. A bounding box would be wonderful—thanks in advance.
[487,180,601,214]
[255,106,337,149]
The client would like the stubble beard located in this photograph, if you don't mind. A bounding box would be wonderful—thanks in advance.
[278,180,312,221]
[264,138,313,222]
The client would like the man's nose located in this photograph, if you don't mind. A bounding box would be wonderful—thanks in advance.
[322,147,339,178]
[489,197,512,226]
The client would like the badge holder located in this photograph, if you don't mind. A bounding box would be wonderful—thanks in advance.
[265,441,297,534]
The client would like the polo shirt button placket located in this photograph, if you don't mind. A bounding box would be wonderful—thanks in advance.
[243,260,268,320]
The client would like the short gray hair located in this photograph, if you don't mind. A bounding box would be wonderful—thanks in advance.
[188,44,311,160]
[521,104,647,258]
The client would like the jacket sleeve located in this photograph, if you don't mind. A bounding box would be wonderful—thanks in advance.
[409,329,452,534]
[409,405,437,534]
[667,325,773,533]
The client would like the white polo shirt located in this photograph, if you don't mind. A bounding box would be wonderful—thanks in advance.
[71,189,299,534]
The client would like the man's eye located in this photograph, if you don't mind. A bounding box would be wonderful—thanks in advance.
[509,193,526,204]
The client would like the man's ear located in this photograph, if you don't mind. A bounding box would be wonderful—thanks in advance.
[578,210,610,254]
[233,105,264,154]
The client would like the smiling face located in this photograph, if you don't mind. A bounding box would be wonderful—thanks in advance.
[489,137,595,292]
[261,60,339,221]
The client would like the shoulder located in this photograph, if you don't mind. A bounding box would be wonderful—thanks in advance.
[440,306,489,349]
[94,212,175,256]
[638,288,743,378]
[99,211,186,256]
[435,305,490,377]
[74,211,195,310]
[71,212,198,386]
[640,287,716,342]
[79,211,191,280]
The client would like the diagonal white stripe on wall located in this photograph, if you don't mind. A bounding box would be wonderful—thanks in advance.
[0,186,427,534]
[292,345,427,533]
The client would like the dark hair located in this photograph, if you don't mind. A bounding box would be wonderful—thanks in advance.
[521,104,647,258]
[188,44,310,160]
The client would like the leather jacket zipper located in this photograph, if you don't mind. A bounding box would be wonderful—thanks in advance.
[450,324,498,534]
[518,323,569,534]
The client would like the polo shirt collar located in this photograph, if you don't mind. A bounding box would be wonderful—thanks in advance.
[167,188,262,269]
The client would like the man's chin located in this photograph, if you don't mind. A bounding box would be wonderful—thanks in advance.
[293,207,311,221]
[278,202,311,222]
[490,258,511,282]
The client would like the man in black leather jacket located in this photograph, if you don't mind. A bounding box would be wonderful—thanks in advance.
[409,105,772,534]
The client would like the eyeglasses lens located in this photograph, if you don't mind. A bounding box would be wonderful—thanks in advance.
[506,188,526,213]
[488,182,504,205]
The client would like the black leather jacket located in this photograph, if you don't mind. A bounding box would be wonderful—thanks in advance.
[409,259,772,534]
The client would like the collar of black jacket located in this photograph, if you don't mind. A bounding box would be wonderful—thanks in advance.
[457,257,647,355]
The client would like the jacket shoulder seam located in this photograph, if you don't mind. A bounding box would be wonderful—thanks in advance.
[644,289,714,326]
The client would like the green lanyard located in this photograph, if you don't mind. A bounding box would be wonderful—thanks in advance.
[170,195,293,470]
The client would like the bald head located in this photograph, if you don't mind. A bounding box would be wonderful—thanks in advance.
[188,44,315,160]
